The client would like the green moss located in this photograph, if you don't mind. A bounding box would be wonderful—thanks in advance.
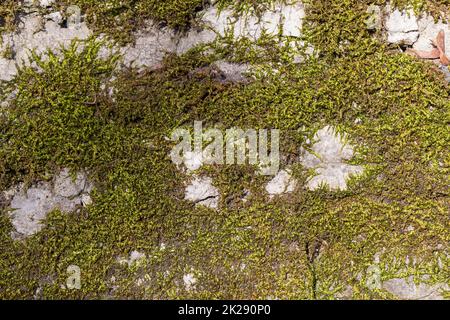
[0,1,449,299]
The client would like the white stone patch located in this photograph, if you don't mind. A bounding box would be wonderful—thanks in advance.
[7,169,92,239]
[384,6,450,63]
[265,169,297,196]
[413,14,450,54]
[301,126,363,191]
[280,2,306,37]
[53,168,89,198]
[44,12,63,25]
[383,8,450,80]
[39,0,54,8]
[129,250,146,264]
[54,1,299,70]
[213,60,251,83]
[382,277,448,300]
[183,273,197,291]
[184,176,219,209]
[177,148,222,172]
[306,165,363,191]
[0,57,17,82]
[121,24,177,69]
[177,2,305,55]
[440,65,450,82]
[183,150,205,172]
[9,186,56,238]
[0,12,91,81]
[175,7,221,54]
[385,8,419,44]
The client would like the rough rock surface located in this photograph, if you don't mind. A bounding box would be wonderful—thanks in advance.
[2,2,447,82]
[182,150,205,172]
[212,61,251,83]
[439,65,450,82]
[301,126,363,191]
[184,176,219,209]
[265,169,297,196]
[120,2,305,68]
[0,2,305,77]
[385,8,419,44]
[382,277,448,300]
[7,169,91,239]
[0,11,91,81]
[175,149,221,209]
[53,168,89,198]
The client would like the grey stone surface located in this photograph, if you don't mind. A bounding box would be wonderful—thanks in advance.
[9,185,56,238]
[385,7,419,44]
[39,0,54,8]
[183,273,197,291]
[301,126,363,191]
[2,2,446,80]
[0,12,91,81]
[184,176,219,209]
[44,11,63,25]
[118,250,146,266]
[0,2,306,77]
[7,169,92,239]
[440,65,450,82]
[384,6,450,76]
[265,169,297,196]
[182,150,204,172]
[382,276,448,300]
[280,2,305,37]
[177,2,305,55]
[0,57,17,82]
[213,61,250,83]
[53,168,88,198]
[121,23,177,69]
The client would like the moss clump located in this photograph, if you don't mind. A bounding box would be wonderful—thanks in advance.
[58,0,205,44]
[0,0,20,34]
[391,0,450,19]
